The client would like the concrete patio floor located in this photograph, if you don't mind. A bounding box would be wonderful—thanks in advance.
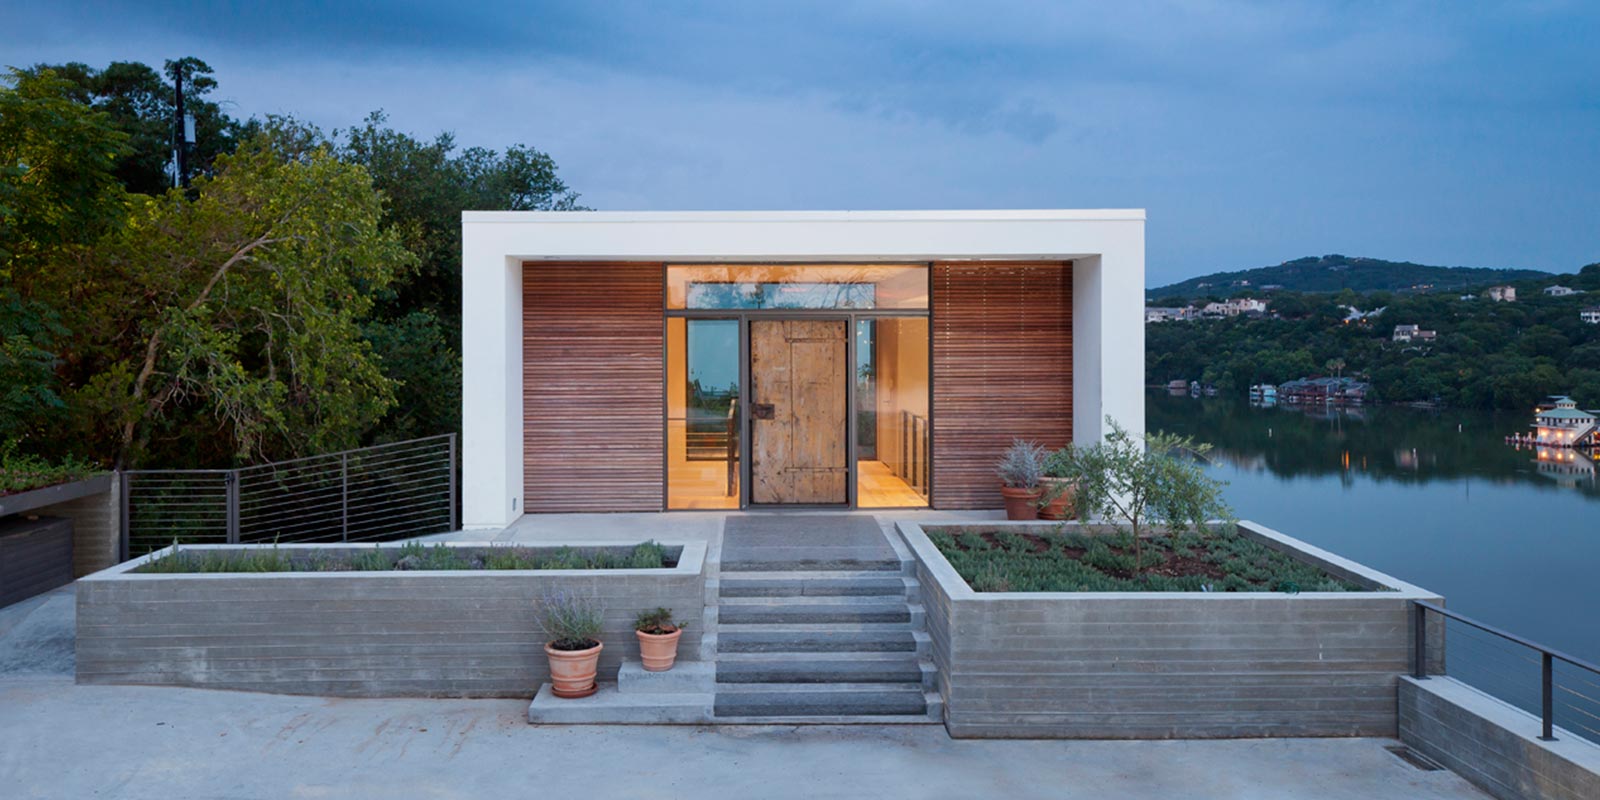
[0,584,1489,800]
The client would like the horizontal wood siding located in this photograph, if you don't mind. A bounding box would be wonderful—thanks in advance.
[524,262,665,512]
[931,262,1073,509]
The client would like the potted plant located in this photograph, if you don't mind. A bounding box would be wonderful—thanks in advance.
[1038,446,1079,521]
[536,590,604,698]
[634,607,687,672]
[995,439,1045,520]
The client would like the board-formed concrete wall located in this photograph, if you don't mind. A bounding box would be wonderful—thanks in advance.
[76,541,706,698]
[1400,676,1600,800]
[898,520,1442,739]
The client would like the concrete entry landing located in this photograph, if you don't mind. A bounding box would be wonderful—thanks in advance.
[722,513,897,570]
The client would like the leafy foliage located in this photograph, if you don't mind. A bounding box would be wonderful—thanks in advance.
[995,439,1045,488]
[635,607,686,634]
[24,58,247,195]
[60,121,416,467]
[137,542,673,573]
[1055,417,1232,562]
[928,526,1364,593]
[2,63,586,469]
[535,590,604,649]
[0,439,99,495]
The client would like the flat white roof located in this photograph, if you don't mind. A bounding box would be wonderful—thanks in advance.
[462,209,1146,224]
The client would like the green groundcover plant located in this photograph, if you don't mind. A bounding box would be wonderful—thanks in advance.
[929,526,1366,593]
[136,540,674,573]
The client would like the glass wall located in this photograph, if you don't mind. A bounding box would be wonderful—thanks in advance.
[666,318,741,509]
[855,318,930,507]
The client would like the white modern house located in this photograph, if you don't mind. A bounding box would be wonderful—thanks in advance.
[459,210,1145,529]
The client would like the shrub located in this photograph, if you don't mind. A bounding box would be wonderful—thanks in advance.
[1056,416,1232,562]
[536,590,604,650]
[634,607,686,635]
[627,540,666,569]
[994,439,1045,489]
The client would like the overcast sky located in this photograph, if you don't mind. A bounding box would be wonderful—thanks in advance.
[5,1,1597,285]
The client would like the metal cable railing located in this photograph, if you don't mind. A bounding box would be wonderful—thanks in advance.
[120,434,457,558]
[1414,600,1600,745]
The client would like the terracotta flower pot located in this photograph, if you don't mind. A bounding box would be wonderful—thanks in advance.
[1038,477,1078,521]
[545,640,603,698]
[636,627,683,672]
[1000,486,1043,521]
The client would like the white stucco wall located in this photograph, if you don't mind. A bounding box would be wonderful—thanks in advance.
[461,210,1145,529]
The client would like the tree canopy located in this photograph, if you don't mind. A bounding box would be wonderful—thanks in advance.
[2,61,583,469]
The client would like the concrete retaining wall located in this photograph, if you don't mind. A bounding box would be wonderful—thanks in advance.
[0,474,120,577]
[1400,676,1600,800]
[899,519,1442,739]
[76,541,706,698]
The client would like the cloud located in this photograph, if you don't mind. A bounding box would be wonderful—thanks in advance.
[3,1,1597,282]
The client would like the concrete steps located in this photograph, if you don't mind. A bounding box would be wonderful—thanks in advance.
[717,653,932,685]
[712,562,939,723]
[714,683,940,719]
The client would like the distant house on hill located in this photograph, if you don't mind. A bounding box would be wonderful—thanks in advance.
[1392,324,1437,343]
[1543,285,1582,297]
[1582,306,1600,325]
[1145,306,1195,323]
[1199,298,1267,318]
[1482,285,1517,302]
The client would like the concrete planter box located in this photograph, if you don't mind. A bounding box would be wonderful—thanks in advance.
[898,520,1442,739]
[76,540,707,698]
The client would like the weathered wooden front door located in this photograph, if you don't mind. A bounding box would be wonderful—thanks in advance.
[749,319,848,504]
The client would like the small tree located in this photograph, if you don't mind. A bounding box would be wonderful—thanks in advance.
[1065,417,1232,564]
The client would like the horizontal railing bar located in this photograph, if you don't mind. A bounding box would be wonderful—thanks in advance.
[238,480,449,517]
[238,466,451,502]
[236,463,445,492]
[345,510,453,532]
[344,502,451,528]
[124,469,236,476]
[237,489,448,523]
[342,502,452,527]
[240,503,448,537]
[232,435,453,473]
[236,449,450,484]
[1418,601,1600,676]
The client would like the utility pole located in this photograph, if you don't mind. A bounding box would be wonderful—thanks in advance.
[172,63,192,189]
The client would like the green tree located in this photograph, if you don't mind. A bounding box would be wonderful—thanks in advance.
[1063,418,1232,563]
[26,58,245,195]
[69,121,416,467]
[0,67,131,280]
[336,112,585,441]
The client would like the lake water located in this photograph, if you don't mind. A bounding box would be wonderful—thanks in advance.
[1149,390,1600,664]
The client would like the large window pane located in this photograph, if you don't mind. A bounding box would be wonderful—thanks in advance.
[668,264,928,310]
[855,318,930,507]
[667,318,741,509]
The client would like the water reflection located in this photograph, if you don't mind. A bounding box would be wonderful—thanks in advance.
[1148,389,1600,664]
[1149,392,1600,498]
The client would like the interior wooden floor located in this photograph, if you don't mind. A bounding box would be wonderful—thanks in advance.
[855,459,928,508]
[666,458,927,509]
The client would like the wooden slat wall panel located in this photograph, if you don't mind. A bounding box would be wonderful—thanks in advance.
[932,261,1073,509]
[524,262,665,512]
